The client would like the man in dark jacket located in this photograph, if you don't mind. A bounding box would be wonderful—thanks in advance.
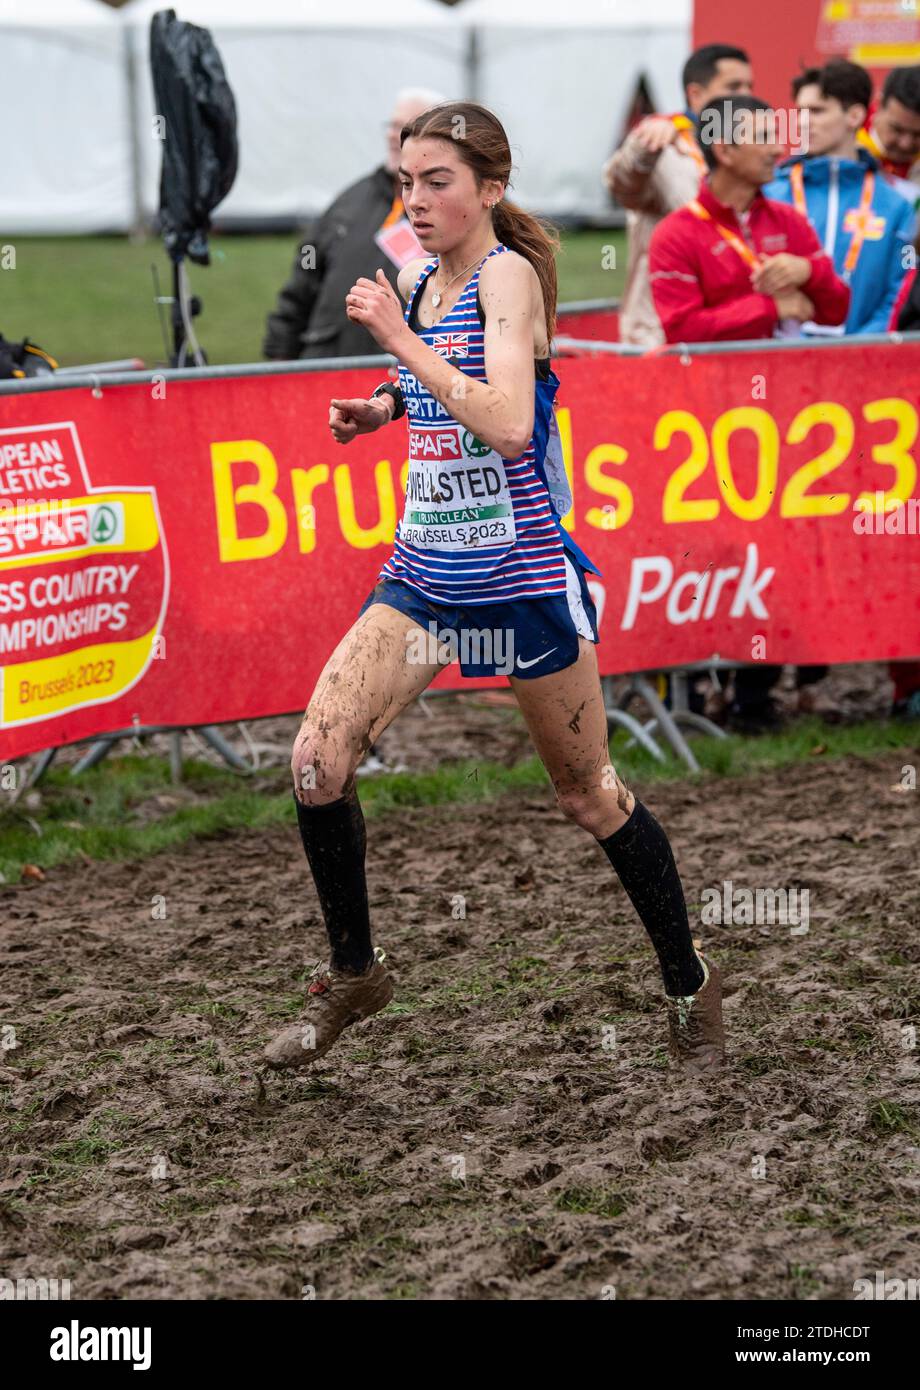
[263,89,444,360]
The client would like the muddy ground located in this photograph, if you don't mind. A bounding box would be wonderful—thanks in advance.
[2,719,919,1300]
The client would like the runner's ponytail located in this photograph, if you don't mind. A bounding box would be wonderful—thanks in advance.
[492,199,560,344]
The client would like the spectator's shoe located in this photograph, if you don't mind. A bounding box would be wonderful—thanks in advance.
[263,947,393,1071]
[666,946,725,1073]
[725,699,783,736]
[357,751,408,776]
[796,685,843,721]
[893,691,920,720]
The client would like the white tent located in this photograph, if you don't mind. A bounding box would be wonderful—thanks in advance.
[0,0,133,233]
[459,0,691,219]
[0,0,694,232]
[123,0,469,223]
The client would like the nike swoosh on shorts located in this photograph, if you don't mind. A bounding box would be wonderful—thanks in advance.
[516,648,557,670]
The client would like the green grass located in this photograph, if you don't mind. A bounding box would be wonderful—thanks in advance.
[2,715,917,882]
[0,229,626,370]
[555,228,626,303]
[868,1099,920,1139]
[786,1264,822,1296]
[555,1186,628,1218]
[26,1108,136,1189]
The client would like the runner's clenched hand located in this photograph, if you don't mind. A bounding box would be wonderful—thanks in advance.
[345,269,408,353]
[328,395,392,445]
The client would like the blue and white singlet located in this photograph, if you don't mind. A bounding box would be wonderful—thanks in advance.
[378,242,601,605]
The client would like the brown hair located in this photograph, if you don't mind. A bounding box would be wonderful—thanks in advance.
[400,101,561,342]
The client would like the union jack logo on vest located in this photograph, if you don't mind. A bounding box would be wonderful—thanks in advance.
[432,333,469,358]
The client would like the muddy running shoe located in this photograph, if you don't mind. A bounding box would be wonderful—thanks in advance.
[665,946,725,1073]
[263,947,393,1071]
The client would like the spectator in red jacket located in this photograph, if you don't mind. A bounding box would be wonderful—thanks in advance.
[889,228,920,330]
[649,95,850,343]
[889,262,918,329]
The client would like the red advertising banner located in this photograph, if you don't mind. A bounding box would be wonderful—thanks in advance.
[555,305,620,342]
[694,0,920,108]
[1,341,919,759]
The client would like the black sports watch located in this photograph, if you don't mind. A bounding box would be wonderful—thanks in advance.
[370,381,405,421]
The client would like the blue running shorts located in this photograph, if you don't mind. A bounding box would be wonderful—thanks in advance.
[357,554,600,680]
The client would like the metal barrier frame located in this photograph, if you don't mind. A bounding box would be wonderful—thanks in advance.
[3,328,919,396]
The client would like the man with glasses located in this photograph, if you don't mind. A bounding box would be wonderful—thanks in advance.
[264,89,444,361]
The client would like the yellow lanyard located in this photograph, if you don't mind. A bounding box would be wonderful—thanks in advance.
[687,198,761,271]
[857,126,885,165]
[380,193,404,231]
[671,114,707,175]
[789,162,876,278]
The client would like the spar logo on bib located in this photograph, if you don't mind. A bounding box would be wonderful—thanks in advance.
[409,428,461,461]
[0,422,169,729]
[462,432,491,458]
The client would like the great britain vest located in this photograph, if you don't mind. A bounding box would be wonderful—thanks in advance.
[379,242,601,604]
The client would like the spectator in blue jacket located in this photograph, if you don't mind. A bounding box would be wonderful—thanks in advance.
[765,60,916,336]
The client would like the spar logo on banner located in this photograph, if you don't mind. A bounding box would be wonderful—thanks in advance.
[0,422,168,729]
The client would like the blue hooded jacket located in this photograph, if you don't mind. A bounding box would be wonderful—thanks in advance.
[765,149,916,335]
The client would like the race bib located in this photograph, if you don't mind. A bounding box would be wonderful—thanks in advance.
[400,424,516,551]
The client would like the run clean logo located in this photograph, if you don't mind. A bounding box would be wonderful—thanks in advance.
[50,1321,151,1370]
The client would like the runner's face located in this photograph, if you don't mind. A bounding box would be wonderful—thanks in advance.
[398,137,495,250]
[875,96,920,162]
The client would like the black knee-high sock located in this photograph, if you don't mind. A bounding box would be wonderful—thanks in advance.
[597,800,705,996]
[292,787,374,974]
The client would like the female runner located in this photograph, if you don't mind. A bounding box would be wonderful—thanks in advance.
[263,102,725,1075]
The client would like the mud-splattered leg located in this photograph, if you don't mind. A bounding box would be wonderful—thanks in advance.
[511,640,704,997]
[292,598,440,806]
[510,636,633,839]
[288,601,441,973]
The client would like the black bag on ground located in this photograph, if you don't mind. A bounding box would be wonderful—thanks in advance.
[0,335,58,379]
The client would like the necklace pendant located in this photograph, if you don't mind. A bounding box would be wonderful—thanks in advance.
[431,291,441,307]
